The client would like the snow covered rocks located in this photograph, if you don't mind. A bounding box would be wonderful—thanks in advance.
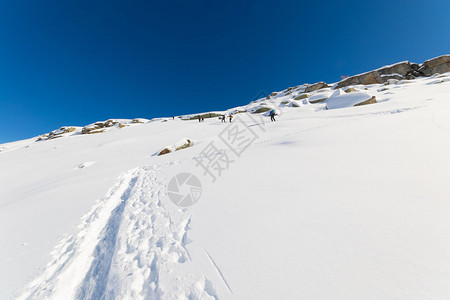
[294,93,310,100]
[158,138,192,156]
[335,55,450,89]
[325,89,376,110]
[248,102,275,114]
[309,90,332,103]
[304,81,329,93]
[36,126,80,141]
[335,61,421,88]
[81,120,125,134]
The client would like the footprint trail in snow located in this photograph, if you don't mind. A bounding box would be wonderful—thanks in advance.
[19,164,217,300]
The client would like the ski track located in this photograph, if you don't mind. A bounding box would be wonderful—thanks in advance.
[18,161,217,300]
[202,249,233,295]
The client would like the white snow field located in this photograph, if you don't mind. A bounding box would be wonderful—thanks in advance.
[1,73,450,299]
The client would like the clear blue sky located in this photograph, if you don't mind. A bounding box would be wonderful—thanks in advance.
[1,0,449,143]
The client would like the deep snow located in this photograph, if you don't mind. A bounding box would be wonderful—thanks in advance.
[1,73,450,299]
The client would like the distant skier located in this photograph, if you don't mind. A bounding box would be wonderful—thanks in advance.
[198,115,201,122]
[221,115,226,122]
[269,110,276,122]
[229,114,233,122]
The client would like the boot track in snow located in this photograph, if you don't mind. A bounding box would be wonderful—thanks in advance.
[18,163,218,300]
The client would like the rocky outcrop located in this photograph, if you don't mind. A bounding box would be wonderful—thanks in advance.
[131,118,147,124]
[81,120,121,134]
[334,55,450,89]
[354,96,377,106]
[175,139,192,151]
[251,107,271,114]
[158,148,171,155]
[344,87,357,93]
[309,97,328,104]
[335,61,422,89]
[158,139,192,156]
[37,127,77,141]
[304,82,329,93]
[418,55,450,76]
[185,113,223,120]
[294,93,310,100]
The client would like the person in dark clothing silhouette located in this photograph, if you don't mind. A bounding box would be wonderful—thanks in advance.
[269,110,276,121]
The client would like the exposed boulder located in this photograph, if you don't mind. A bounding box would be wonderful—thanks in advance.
[304,82,329,93]
[175,139,192,151]
[251,107,271,114]
[158,138,192,156]
[81,119,127,134]
[131,118,147,124]
[36,126,78,141]
[309,97,328,104]
[334,55,450,89]
[184,113,223,120]
[285,86,296,93]
[158,148,171,155]
[344,87,357,93]
[335,61,421,89]
[294,93,310,100]
[354,96,377,106]
[419,55,450,76]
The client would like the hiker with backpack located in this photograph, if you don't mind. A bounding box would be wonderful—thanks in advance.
[269,110,276,122]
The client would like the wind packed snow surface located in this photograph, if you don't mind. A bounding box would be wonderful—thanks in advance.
[1,74,450,299]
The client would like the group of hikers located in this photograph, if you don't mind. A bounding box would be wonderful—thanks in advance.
[220,115,233,122]
[198,114,233,122]
[196,109,277,123]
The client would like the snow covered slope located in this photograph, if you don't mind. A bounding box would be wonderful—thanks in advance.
[1,72,450,299]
